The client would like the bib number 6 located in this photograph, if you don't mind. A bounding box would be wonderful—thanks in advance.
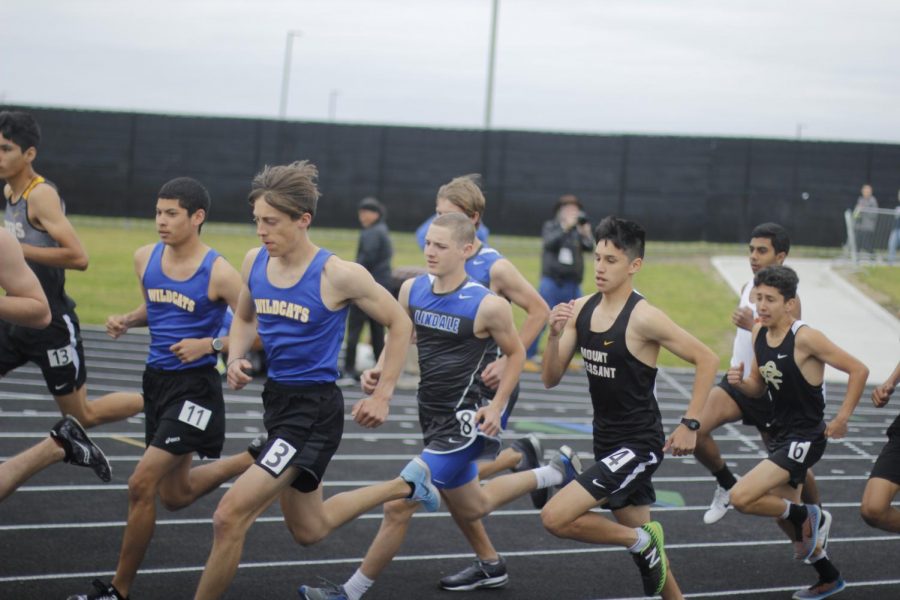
[788,441,811,464]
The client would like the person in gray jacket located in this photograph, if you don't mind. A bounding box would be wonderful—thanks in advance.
[525,194,594,366]
[341,197,393,383]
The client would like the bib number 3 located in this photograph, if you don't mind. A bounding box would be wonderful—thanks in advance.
[260,438,298,476]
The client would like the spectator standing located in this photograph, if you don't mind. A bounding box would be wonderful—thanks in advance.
[887,190,900,266]
[525,194,594,369]
[853,184,879,256]
[341,197,393,384]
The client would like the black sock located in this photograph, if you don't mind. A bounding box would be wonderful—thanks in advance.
[812,557,840,583]
[787,503,808,540]
[712,465,738,490]
[405,481,416,498]
[787,503,807,525]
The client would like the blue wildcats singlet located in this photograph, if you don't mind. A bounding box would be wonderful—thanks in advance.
[249,247,348,385]
[143,243,228,371]
[464,245,503,287]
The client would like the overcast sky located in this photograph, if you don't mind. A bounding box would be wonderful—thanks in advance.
[5,0,900,143]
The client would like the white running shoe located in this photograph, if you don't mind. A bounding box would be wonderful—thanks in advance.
[703,484,731,524]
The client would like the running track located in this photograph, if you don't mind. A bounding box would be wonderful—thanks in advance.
[0,328,897,599]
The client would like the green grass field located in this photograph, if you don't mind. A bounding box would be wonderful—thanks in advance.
[63,216,782,370]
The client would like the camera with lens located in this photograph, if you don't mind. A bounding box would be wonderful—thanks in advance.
[577,211,589,226]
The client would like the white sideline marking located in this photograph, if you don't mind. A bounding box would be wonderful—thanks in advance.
[2,540,898,584]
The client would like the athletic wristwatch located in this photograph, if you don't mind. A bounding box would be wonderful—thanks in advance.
[211,337,224,353]
[680,417,701,431]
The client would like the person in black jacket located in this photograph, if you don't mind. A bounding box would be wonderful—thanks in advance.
[341,197,393,383]
[525,194,594,367]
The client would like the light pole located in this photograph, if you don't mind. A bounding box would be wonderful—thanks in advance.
[278,30,302,120]
[328,89,340,122]
[483,0,500,130]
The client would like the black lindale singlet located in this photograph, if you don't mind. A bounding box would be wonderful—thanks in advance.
[754,320,826,440]
[575,290,663,447]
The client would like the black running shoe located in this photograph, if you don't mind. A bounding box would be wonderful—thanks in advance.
[631,521,668,596]
[50,416,112,482]
[67,579,128,600]
[510,434,548,509]
[440,556,509,591]
[247,433,267,460]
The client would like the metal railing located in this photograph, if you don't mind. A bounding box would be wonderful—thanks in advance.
[844,207,900,265]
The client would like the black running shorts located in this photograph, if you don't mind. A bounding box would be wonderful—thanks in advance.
[0,309,87,396]
[577,439,663,509]
[716,374,771,432]
[767,433,827,488]
[143,365,225,459]
[257,380,344,492]
[870,423,900,485]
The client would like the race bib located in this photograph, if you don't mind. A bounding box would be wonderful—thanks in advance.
[46,345,74,368]
[601,447,636,473]
[260,438,298,475]
[177,400,212,431]
[455,409,479,439]
[788,441,811,464]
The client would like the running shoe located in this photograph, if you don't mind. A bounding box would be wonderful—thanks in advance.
[548,445,582,488]
[631,521,668,596]
[703,484,731,524]
[50,416,112,483]
[511,434,548,508]
[439,556,509,591]
[400,456,440,512]
[792,577,846,599]
[66,579,128,600]
[298,579,348,600]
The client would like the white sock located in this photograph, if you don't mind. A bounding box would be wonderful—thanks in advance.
[628,527,650,553]
[533,465,563,489]
[779,499,791,520]
[343,569,374,600]
[809,550,827,563]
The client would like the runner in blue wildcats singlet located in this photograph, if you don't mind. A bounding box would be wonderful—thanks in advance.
[574,290,665,509]
[144,242,228,371]
[249,246,348,384]
[142,241,229,459]
[464,245,519,428]
[248,245,350,492]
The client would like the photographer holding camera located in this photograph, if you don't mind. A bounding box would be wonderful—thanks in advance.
[524,194,595,369]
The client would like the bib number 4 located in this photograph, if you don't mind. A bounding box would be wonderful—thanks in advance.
[601,447,636,473]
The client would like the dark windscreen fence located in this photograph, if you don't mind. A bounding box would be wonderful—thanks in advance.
[11,105,900,246]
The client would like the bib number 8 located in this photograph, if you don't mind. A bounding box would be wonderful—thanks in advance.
[455,409,478,439]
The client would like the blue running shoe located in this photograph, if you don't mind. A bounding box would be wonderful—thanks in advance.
[791,577,845,600]
[793,504,821,561]
[548,445,582,487]
[298,579,348,600]
[400,456,440,512]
